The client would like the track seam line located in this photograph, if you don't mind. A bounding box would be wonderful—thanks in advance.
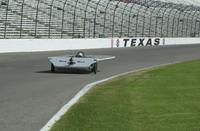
[0,68,14,71]
[40,61,180,131]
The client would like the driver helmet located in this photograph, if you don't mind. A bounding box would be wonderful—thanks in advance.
[76,52,84,57]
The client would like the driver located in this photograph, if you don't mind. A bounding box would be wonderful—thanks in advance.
[76,51,84,57]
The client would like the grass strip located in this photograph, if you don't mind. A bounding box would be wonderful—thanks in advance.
[50,60,200,131]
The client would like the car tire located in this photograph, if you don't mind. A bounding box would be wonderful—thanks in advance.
[93,63,97,74]
[51,63,55,73]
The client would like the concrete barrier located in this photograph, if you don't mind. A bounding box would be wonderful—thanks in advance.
[0,39,111,53]
[111,38,200,47]
[0,38,200,53]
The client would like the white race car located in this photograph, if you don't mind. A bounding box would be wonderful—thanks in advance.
[48,51,115,74]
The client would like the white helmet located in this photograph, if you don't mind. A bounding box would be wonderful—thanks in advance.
[76,51,84,57]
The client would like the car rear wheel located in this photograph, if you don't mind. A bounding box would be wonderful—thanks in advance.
[93,63,97,74]
[51,63,55,73]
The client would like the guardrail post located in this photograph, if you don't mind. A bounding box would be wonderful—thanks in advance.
[35,0,40,38]
[172,6,183,37]
[176,6,190,37]
[61,0,68,38]
[48,0,55,38]
[153,2,164,37]
[3,0,10,38]
[83,0,91,38]
[103,0,112,38]
[160,4,172,37]
[199,20,200,37]
[127,0,140,37]
[142,1,158,37]
[112,0,121,38]
[166,4,181,37]
[186,7,195,37]
[180,6,193,37]
[93,0,102,38]
[20,0,25,38]
[72,0,79,38]
[190,9,199,37]
[136,0,152,37]
[155,4,167,37]
[148,1,161,37]
[120,1,130,38]
[194,13,200,37]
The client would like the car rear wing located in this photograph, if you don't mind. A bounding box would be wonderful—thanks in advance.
[92,55,115,62]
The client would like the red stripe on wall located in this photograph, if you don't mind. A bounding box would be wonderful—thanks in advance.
[111,39,113,48]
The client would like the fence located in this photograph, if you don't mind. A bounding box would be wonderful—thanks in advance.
[0,0,200,39]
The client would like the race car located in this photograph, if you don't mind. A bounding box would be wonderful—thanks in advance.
[48,51,115,74]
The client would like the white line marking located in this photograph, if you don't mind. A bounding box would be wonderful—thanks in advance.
[40,62,180,131]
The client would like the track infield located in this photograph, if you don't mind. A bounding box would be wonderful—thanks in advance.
[51,59,200,131]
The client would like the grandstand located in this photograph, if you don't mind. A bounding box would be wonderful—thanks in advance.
[0,0,200,39]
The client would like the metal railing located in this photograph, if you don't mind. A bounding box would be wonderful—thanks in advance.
[0,0,200,39]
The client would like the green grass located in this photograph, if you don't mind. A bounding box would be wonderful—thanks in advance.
[50,60,200,131]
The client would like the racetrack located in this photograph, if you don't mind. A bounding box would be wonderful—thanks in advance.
[1,44,200,131]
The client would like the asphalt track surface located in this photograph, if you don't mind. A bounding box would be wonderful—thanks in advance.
[1,44,200,131]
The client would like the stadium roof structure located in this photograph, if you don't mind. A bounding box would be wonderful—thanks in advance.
[0,0,200,39]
